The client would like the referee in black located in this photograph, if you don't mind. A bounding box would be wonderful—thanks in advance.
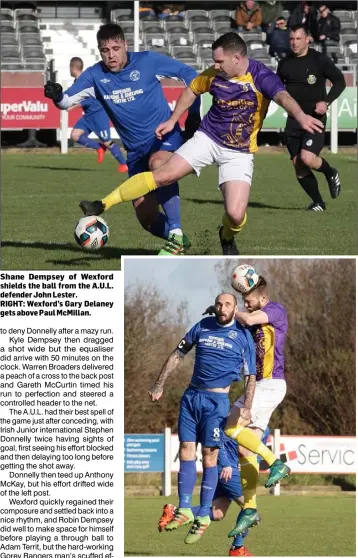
[277,23,346,211]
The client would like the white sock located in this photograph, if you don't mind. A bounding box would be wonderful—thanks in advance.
[170,228,183,236]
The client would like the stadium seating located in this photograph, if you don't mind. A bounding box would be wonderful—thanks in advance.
[0,5,47,72]
[3,3,354,78]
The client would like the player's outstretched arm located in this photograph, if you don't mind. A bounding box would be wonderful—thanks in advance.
[155,87,199,139]
[243,374,256,413]
[273,90,325,134]
[148,349,183,401]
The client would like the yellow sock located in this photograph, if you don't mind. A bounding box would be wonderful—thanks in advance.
[240,456,259,509]
[221,212,247,241]
[225,426,276,467]
[102,172,157,210]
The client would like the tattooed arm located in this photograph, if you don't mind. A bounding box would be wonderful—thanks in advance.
[238,374,256,422]
[244,374,256,409]
[148,349,184,401]
[273,90,324,134]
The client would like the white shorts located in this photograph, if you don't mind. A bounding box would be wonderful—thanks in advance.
[234,378,287,432]
[175,130,254,186]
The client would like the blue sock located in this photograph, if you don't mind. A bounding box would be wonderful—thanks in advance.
[147,212,170,240]
[232,528,248,548]
[198,466,218,517]
[107,142,127,165]
[76,134,100,150]
[178,460,197,509]
[233,534,244,548]
[156,182,181,232]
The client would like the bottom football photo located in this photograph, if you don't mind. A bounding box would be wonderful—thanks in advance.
[123,257,356,557]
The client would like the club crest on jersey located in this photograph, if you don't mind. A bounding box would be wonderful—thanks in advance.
[130,70,140,81]
[307,74,317,84]
[228,331,238,340]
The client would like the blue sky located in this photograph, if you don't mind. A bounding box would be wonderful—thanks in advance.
[123,258,229,321]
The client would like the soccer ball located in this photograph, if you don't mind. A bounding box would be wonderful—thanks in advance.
[231,264,259,294]
[74,216,109,250]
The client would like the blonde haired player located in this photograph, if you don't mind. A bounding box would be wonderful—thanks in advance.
[226,274,289,536]
[204,271,289,535]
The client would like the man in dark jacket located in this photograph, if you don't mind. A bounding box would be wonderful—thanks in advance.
[267,16,290,59]
[289,1,318,41]
[318,4,341,59]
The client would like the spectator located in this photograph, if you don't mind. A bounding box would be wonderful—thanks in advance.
[318,3,341,58]
[261,0,283,35]
[267,16,290,60]
[236,0,262,33]
[289,1,318,41]
[156,3,185,19]
[139,2,156,19]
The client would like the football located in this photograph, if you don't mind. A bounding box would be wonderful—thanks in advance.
[231,264,259,294]
[74,215,109,250]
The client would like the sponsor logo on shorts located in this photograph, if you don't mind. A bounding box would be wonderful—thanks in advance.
[306,139,313,146]
[130,70,140,81]
[162,142,172,146]
[307,74,317,84]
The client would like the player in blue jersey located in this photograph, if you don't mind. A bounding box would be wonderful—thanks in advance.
[44,23,200,256]
[148,293,257,544]
[69,57,128,172]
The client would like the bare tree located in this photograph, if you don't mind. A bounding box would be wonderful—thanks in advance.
[124,284,193,432]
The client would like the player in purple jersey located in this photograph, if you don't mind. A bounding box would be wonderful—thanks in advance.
[226,275,289,535]
[80,32,324,255]
[44,23,200,256]
[69,57,128,172]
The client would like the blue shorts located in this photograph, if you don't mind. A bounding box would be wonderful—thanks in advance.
[214,465,243,502]
[126,125,183,178]
[74,114,111,142]
[178,387,230,448]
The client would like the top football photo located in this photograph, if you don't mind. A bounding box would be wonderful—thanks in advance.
[1,0,357,269]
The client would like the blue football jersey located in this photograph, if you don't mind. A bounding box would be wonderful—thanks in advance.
[57,51,199,150]
[177,317,256,389]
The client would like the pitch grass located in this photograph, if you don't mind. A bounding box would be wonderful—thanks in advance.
[125,495,356,556]
[1,150,356,270]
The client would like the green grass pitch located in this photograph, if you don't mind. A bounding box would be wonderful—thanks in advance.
[125,495,356,556]
[1,150,356,269]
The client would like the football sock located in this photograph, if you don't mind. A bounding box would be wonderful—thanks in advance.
[225,426,276,467]
[198,466,218,517]
[76,134,100,150]
[240,456,259,509]
[297,172,324,205]
[233,533,245,548]
[106,142,127,165]
[191,505,214,521]
[156,181,182,232]
[102,172,157,209]
[221,212,247,241]
[315,157,334,178]
[147,212,170,240]
[178,460,197,509]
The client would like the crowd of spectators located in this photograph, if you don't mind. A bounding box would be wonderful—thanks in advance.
[231,1,345,62]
